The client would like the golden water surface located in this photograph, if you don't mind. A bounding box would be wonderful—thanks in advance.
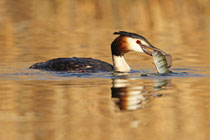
[0,0,210,140]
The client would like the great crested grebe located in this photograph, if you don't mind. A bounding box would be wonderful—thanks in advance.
[30,31,163,73]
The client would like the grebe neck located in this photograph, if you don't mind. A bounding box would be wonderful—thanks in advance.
[112,55,130,72]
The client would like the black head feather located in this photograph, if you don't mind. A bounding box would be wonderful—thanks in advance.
[114,31,152,46]
[113,31,146,40]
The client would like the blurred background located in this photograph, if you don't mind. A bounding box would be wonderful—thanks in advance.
[0,0,210,140]
[0,0,209,68]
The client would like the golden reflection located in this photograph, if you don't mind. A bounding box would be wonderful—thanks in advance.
[0,78,210,139]
[111,78,170,111]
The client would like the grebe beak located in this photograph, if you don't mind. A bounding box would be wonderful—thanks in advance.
[141,45,166,56]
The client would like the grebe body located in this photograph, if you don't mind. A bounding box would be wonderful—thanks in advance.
[30,57,113,72]
[30,31,162,73]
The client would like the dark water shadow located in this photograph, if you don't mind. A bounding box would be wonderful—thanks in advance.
[0,66,208,80]
[47,68,207,79]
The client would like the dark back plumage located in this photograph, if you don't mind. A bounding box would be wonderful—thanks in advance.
[30,57,113,72]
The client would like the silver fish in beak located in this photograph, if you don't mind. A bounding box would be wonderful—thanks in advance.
[152,50,172,74]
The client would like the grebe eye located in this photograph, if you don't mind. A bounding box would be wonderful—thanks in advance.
[136,40,141,44]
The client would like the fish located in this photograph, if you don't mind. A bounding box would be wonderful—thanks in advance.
[152,50,172,74]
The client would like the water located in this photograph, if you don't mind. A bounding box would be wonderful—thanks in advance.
[0,0,210,140]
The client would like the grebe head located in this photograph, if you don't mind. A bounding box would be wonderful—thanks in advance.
[112,31,162,56]
[111,31,164,72]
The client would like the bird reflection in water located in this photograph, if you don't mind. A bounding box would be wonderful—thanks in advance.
[111,78,170,111]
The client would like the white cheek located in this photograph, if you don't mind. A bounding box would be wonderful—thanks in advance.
[126,38,144,52]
